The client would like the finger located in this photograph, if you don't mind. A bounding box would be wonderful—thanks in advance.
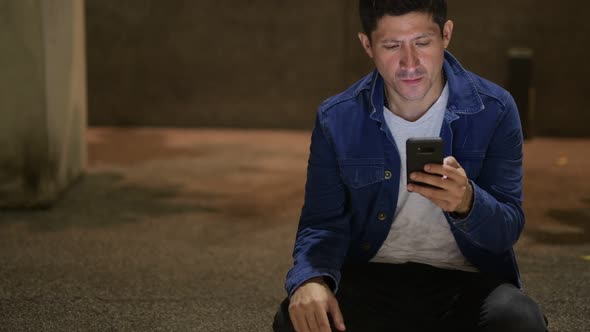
[289,309,306,332]
[443,156,461,168]
[408,182,441,199]
[328,298,346,331]
[305,311,320,332]
[409,172,450,191]
[289,304,310,332]
[314,309,332,332]
[408,180,460,204]
[423,163,465,183]
[424,162,456,176]
[409,184,455,209]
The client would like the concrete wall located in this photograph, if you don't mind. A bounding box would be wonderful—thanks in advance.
[86,0,590,136]
[0,0,87,208]
[449,0,590,137]
[86,1,353,129]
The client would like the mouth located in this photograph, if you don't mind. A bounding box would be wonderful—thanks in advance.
[401,77,423,85]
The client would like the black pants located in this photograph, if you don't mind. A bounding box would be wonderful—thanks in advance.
[273,262,547,332]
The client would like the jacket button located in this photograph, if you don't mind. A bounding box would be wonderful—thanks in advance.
[362,242,371,251]
[378,212,387,221]
[384,170,392,180]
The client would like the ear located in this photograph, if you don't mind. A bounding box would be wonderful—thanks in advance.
[442,20,454,49]
[358,32,374,58]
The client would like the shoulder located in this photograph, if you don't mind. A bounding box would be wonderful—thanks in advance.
[444,51,516,114]
[466,70,515,110]
[317,71,374,120]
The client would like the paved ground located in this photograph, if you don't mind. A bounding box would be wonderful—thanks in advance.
[0,128,588,331]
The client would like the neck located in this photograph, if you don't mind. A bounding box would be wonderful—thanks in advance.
[385,76,445,122]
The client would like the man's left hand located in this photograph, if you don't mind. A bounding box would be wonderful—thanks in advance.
[407,156,473,216]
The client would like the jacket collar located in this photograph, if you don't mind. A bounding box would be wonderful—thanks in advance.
[443,51,485,114]
[363,50,485,118]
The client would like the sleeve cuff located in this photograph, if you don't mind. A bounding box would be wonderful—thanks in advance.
[286,266,341,298]
[447,180,479,228]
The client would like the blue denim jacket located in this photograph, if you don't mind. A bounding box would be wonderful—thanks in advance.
[285,51,524,297]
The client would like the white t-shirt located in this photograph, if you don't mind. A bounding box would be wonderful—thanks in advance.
[370,83,477,272]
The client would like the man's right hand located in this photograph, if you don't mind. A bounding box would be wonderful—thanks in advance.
[288,277,346,332]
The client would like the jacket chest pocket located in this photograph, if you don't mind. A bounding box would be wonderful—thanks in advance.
[455,151,485,180]
[338,158,385,189]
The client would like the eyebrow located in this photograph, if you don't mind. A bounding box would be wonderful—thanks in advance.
[380,32,435,44]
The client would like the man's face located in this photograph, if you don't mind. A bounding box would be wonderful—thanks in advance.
[359,12,453,105]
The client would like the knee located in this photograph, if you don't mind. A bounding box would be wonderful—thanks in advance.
[481,285,547,332]
[272,298,296,332]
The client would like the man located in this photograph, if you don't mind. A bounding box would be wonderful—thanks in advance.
[273,1,547,331]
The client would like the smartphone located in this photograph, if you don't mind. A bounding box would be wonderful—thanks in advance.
[406,137,444,188]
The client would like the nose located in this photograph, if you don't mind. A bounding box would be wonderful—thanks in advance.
[400,44,419,70]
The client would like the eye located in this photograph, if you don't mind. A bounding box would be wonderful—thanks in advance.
[416,40,431,47]
[383,44,400,50]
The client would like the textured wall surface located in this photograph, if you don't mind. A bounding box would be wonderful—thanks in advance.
[86,0,589,136]
[0,0,87,208]
[87,1,354,129]
[448,0,590,137]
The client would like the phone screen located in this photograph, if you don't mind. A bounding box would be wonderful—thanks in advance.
[406,137,444,188]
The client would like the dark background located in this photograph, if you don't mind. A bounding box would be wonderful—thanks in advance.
[86,0,590,136]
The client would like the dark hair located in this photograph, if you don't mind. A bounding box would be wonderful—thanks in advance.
[359,0,447,40]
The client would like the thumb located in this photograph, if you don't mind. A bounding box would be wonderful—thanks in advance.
[444,156,460,169]
[328,297,346,331]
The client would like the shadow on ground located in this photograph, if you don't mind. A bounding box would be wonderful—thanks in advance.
[0,172,220,232]
[524,197,590,245]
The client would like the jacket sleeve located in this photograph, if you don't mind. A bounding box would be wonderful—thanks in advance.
[284,113,351,297]
[447,93,525,254]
